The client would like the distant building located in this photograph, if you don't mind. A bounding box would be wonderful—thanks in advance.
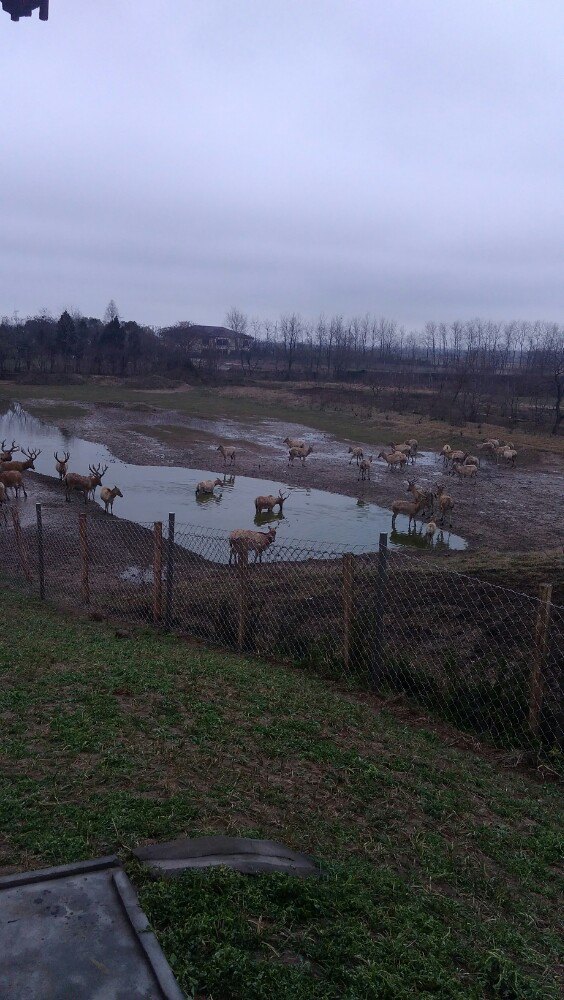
[188,326,253,357]
[2,1,49,20]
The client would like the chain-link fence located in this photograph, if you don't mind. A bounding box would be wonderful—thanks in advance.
[1,502,562,756]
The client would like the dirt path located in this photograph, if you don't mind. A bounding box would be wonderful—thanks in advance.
[17,398,564,555]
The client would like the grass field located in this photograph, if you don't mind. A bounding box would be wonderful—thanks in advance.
[2,378,563,458]
[0,588,562,998]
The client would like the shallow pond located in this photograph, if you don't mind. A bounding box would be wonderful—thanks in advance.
[0,404,466,554]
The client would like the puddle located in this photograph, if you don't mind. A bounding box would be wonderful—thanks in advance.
[0,404,467,554]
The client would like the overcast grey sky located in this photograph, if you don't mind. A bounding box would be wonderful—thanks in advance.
[1,0,563,328]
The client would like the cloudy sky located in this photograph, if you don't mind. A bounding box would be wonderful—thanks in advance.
[1,0,562,328]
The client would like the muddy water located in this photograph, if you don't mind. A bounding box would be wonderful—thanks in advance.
[0,404,466,553]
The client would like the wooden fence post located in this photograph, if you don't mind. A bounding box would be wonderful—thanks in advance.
[342,553,355,672]
[78,513,90,604]
[165,512,175,629]
[237,557,249,652]
[528,583,552,737]
[153,521,163,624]
[11,506,33,583]
[370,533,388,690]
[36,503,45,599]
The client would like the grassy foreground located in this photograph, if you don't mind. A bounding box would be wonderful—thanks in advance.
[0,589,562,999]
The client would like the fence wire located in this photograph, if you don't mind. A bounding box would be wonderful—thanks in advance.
[1,502,562,756]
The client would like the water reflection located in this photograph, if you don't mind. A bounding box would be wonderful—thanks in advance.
[196,491,223,505]
[254,510,285,527]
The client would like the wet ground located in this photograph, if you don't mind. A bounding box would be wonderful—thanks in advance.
[2,398,563,555]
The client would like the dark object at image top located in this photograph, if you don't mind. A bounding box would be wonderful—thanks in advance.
[2,0,48,20]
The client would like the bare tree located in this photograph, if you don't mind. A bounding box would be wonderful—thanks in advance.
[280,314,301,376]
[104,299,119,324]
[225,307,248,337]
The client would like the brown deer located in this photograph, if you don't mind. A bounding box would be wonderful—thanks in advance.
[0,440,18,462]
[54,451,70,481]
[229,525,277,565]
[64,463,108,503]
[288,444,313,465]
[0,447,41,473]
[435,485,454,527]
[391,495,426,531]
[406,480,434,515]
[254,490,288,515]
[0,470,27,499]
[99,485,123,514]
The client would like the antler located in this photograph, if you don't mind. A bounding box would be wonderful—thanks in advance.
[90,463,108,478]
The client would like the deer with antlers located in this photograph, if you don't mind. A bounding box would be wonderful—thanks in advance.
[54,451,70,482]
[0,447,41,473]
[0,440,19,462]
[254,489,289,515]
[64,463,108,504]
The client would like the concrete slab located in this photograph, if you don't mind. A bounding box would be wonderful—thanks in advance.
[0,856,183,999]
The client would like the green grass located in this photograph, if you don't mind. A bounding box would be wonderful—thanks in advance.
[0,588,562,998]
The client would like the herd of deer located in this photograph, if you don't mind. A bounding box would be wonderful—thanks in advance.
[0,440,123,515]
[342,434,518,543]
[0,428,519,557]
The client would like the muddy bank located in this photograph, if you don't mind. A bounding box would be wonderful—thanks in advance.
[15,397,564,555]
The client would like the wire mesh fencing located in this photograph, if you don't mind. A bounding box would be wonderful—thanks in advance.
[1,501,562,756]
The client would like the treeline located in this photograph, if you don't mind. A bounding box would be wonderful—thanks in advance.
[1,304,562,432]
[0,302,186,379]
[241,313,562,379]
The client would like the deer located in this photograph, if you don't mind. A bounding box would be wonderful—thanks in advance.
[288,444,313,465]
[390,442,416,464]
[438,444,452,465]
[254,490,288,515]
[0,440,18,462]
[0,447,41,473]
[64,463,108,503]
[348,446,364,465]
[378,449,407,471]
[217,444,236,464]
[196,478,223,496]
[451,461,478,481]
[229,525,277,565]
[99,485,123,514]
[391,495,426,531]
[0,470,27,499]
[54,451,70,481]
[435,485,454,527]
[358,456,373,481]
[406,480,434,516]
